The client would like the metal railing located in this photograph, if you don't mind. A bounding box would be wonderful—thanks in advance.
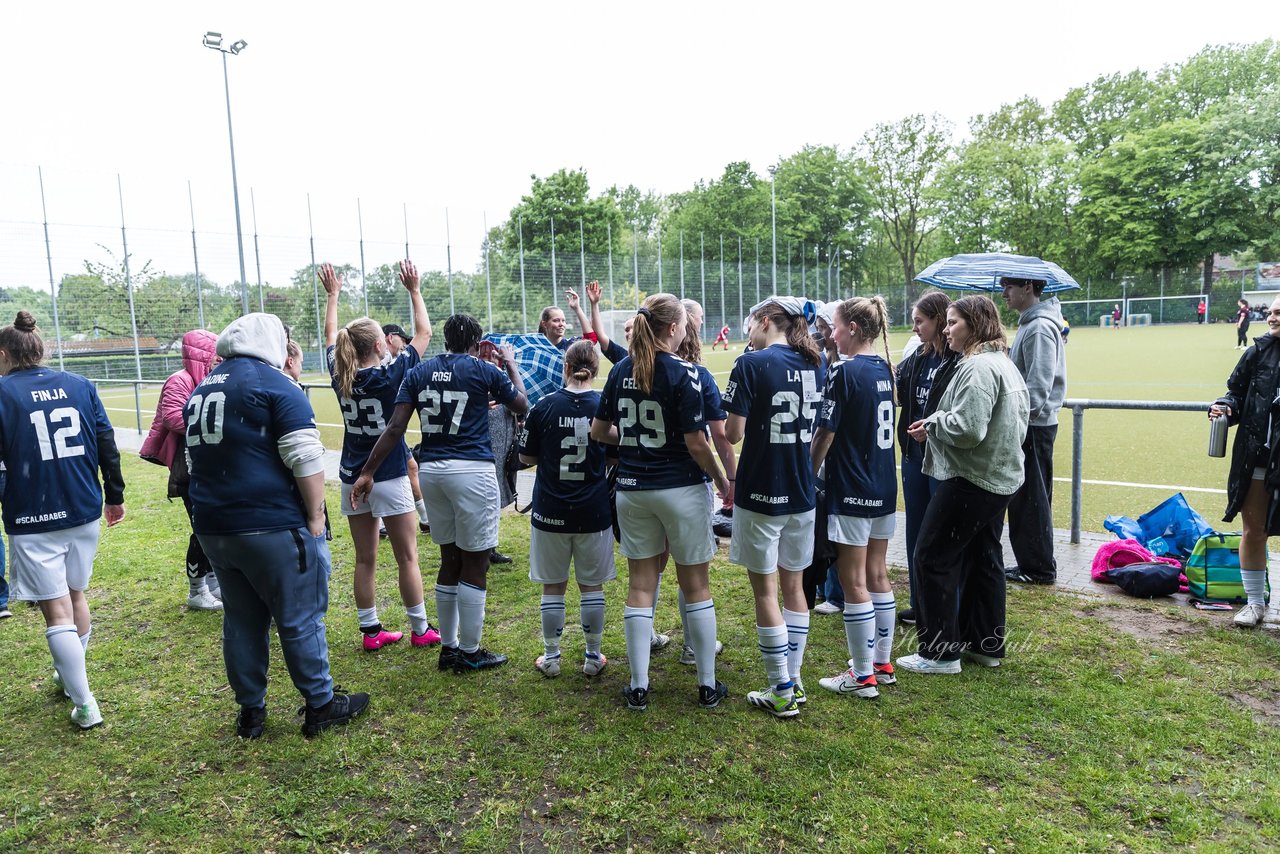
[95,380,1208,544]
[1065,398,1210,544]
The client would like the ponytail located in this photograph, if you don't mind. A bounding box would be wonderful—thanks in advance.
[564,339,599,383]
[837,295,896,402]
[630,294,683,395]
[332,317,382,398]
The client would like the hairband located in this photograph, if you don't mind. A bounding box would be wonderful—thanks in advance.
[636,307,653,321]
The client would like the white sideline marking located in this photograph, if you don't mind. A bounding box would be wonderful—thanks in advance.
[1052,476,1225,495]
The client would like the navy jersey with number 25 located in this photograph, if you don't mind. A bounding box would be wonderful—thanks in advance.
[818,354,897,518]
[327,345,419,484]
[721,343,826,516]
[596,352,705,491]
[518,388,611,534]
[396,352,518,463]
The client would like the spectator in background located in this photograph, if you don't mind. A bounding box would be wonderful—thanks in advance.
[711,323,731,351]
[478,340,520,566]
[1237,298,1251,350]
[1112,303,1122,329]
[139,329,222,611]
[1197,299,1207,324]
[538,292,594,351]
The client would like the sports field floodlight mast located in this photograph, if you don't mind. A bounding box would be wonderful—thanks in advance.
[203,31,250,314]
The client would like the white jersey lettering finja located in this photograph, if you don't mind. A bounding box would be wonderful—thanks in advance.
[327,345,418,484]
[518,388,611,534]
[185,356,319,535]
[396,352,518,463]
[0,367,122,534]
[722,343,825,516]
[596,351,706,491]
[818,354,898,518]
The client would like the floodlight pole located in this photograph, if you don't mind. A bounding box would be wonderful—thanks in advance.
[204,33,250,314]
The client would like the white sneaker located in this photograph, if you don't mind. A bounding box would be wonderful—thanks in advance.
[1234,602,1266,627]
[649,632,671,652]
[818,668,879,698]
[962,650,1002,667]
[582,653,608,677]
[813,601,842,616]
[535,654,561,678]
[0,608,12,619]
[71,697,103,729]
[187,589,223,611]
[678,640,723,665]
[896,653,961,675]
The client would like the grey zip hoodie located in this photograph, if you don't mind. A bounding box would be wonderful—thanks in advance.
[1009,297,1066,427]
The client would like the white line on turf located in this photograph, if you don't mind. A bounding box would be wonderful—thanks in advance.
[1052,477,1225,495]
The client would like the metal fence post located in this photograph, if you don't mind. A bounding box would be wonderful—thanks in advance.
[485,213,494,332]
[117,175,144,432]
[188,181,205,329]
[632,225,640,309]
[607,221,615,310]
[719,234,726,334]
[38,166,65,371]
[699,232,706,316]
[251,188,264,313]
[679,230,685,300]
[446,208,455,316]
[357,198,369,317]
[1071,404,1085,544]
[519,213,528,333]
[307,193,321,351]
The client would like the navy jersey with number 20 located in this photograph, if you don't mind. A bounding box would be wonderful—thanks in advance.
[518,388,611,533]
[721,343,826,516]
[596,352,705,491]
[818,354,897,518]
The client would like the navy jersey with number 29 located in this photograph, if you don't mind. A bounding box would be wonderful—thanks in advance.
[518,388,611,533]
[327,345,418,484]
[396,352,518,463]
[818,354,897,518]
[721,343,825,515]
[596,352,705,491]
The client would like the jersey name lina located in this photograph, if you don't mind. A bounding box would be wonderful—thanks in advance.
[30,388,68,402]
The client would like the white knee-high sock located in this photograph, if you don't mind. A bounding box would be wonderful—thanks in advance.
[756,623,791,692]
[80,626,92,652]
[870,591,896,664]
[783,608,809,682]
[1241,569,1267,607]
[435,584,459,648]
[540,595,566,658]
[684,598,719,688]
[405,602,429,636]
[843,602,875,678]
[47,625,91,706]
[457,582,487,653]
[580,591,606,657]
[623,606,654,690]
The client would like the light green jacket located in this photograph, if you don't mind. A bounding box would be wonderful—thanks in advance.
[922,345,1030,496]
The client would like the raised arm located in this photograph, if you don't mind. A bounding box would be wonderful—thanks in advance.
[586,280,614,352]
[400,260,432,357]
[565,289,591,338]
[319,263,341,348]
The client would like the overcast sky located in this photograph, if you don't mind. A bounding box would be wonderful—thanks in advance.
[2,0,1277,291]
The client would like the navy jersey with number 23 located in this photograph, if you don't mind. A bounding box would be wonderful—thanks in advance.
[326,345,419,484]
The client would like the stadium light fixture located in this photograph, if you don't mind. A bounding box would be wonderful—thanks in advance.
[202,31,250,314]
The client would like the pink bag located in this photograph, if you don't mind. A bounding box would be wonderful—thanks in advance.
[1091,539,1182,583]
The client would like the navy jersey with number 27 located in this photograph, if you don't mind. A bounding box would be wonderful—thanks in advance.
[396,352,518,463]
[517,388,611,534]
[818,354,897,518]
[327,345,419,484]
[721,343,825,516]
[596,352,705,491]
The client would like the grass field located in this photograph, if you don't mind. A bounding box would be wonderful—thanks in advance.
[2,457,1279,852]
[96,321,1247,532]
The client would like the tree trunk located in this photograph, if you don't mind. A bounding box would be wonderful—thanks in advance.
[1202,253,1214,295]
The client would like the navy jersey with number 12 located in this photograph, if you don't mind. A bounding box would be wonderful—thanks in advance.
[721,344,825,515]
[517,388,611,534]
[818,354,897,518]
[0,368,122,534]
[327,345,418,484]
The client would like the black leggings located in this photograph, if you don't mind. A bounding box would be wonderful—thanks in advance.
[1238,327,1249,347]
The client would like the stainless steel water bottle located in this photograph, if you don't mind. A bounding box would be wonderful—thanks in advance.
[1208,413,1228,458]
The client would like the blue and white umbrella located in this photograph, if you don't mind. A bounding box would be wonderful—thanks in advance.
[915,253,1081,294]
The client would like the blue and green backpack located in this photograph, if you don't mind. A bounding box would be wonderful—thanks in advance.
[1185,533,1271,604]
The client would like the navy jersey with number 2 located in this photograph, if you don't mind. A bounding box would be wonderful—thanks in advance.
[396,352,518,463]
[518,388,611,533]
[327,345,419,484]
[596,352,705,491]
[818,354,897,518]
[721,343,826,516]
